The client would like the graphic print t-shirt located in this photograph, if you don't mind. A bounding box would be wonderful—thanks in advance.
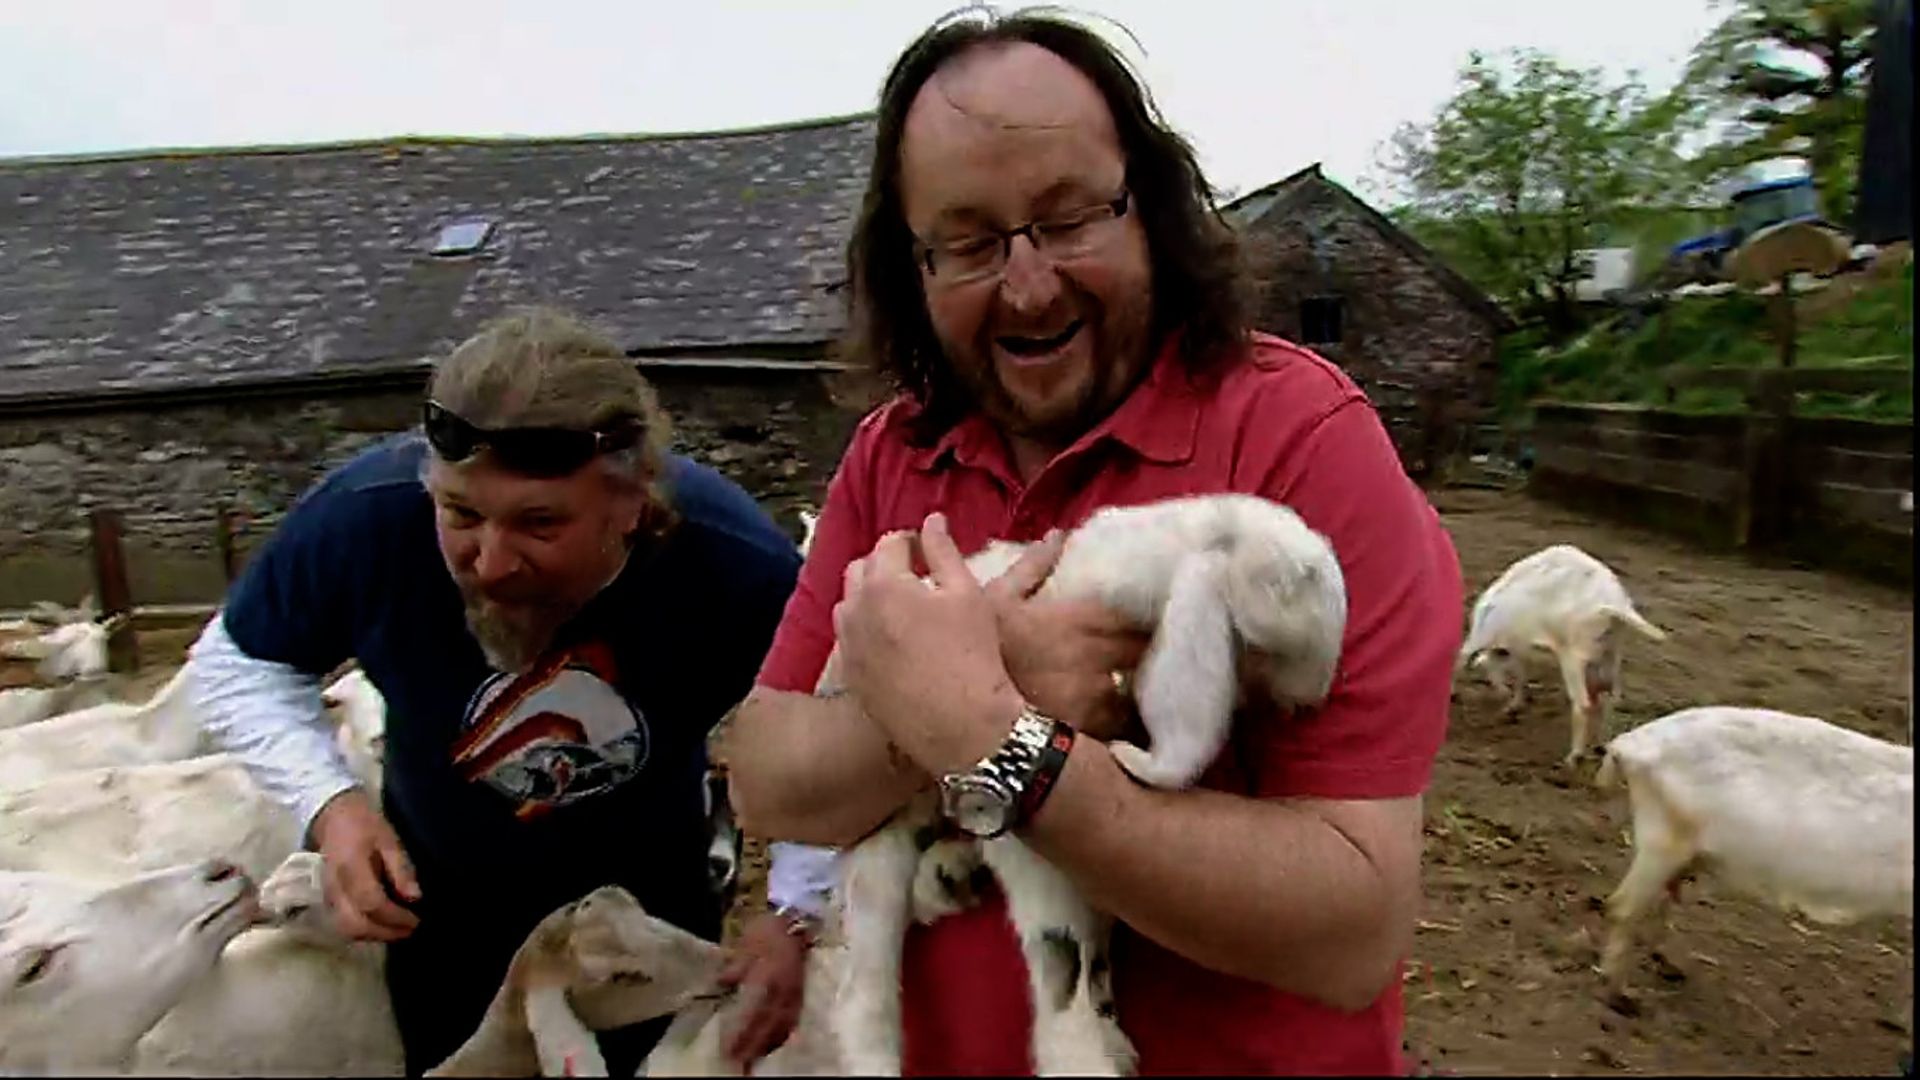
[222,433,800,934]
[453,640,654,820]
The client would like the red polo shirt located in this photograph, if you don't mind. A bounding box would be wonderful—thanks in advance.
[756,332,1462,1075]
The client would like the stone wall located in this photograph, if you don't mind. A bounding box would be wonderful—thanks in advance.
[1240,184,1503,475]
[0,367,865,608]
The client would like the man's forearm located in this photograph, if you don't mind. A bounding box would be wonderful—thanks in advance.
[723,687,927,847]
[187,614,362,843]
[1022,734,1422,1012]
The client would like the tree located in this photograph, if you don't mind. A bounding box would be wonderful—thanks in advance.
[1677,0,1878,225]
[1380,49,1692,336]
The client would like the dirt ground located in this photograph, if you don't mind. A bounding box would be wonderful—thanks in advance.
[1401,486,1913,1077]
[17,488,1910,1076]
[725,486,1914,1077]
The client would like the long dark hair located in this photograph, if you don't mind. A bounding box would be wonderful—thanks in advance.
[835,5,1252,442]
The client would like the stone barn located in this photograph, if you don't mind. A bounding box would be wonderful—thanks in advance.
[0,116,878,608]
[1225,164,1515,477]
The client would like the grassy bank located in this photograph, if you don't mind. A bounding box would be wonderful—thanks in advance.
[1499,260,1912,421]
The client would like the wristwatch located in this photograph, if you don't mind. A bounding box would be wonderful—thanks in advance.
[937,702,1076,839]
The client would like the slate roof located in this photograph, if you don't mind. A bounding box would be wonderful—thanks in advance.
[0,114,875,405]
[1225,163,1517,334]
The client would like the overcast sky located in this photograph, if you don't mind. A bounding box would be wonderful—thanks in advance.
[0,1,1726,202]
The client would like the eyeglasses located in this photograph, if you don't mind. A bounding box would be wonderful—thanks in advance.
[914,188,1131,285]
[422,400,642,478]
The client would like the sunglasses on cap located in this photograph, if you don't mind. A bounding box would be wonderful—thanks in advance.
[422,400,643,478]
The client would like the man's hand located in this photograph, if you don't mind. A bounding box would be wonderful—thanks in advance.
[983,531,1150,741]
[834,514,1026,776]
[999,599,1148,740]
[309,789,422,942]
[717,912,811,1068]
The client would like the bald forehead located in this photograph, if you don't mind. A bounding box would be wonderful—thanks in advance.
[910,41,1119,139]
[899,41,1126,228]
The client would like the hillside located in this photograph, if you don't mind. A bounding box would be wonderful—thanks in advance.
[1497,257,1913,421]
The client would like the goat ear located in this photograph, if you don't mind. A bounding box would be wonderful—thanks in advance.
[4,637,56,660]
[524,983,608,1077]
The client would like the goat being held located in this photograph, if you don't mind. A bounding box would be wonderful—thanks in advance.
[820,493,1348,1075]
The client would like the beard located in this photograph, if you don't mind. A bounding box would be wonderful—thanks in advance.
[948,281,1155,447]
[460,588,580,674]
[445,524,637,674]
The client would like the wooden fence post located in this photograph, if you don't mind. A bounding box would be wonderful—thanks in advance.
[1735,369,1795,550]
[215,506,240,585]
[1772,273,1799,369]
[87,509,139,673]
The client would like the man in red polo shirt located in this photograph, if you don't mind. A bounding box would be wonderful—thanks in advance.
[721,9,1463,1076]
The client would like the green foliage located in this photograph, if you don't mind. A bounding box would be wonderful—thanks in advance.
[1795,260,1916,365]
[1379,0,1885,342]
[1380,49,1698,335]
[1396,203,1727,303]
[1672,0,1877,224]
[1499,261,1913,421]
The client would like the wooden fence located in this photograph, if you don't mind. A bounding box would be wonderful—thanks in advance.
[1527,366,1913,583]
[0,505,284,673]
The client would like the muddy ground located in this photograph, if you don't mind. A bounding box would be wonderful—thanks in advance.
[18,487,1910,1076]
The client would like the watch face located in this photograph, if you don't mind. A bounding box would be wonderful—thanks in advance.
[948,779,1012,837]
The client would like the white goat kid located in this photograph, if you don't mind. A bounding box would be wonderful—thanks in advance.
[1593,705,1913,997]
[1459,544,1667,765]
[430,877,843,1078]
[0,753,305,887]
[130,852,404,1076]
[8,850,760,1078]
[0,611,126,682]
[826,493,1348,1076]
[0,681,383,886]
[0,663,204,788]
[0,679,118,730]
[0,858,259,1074]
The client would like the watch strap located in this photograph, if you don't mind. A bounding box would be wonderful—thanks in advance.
[1013,718,1076,827]
[940,704,1075,837]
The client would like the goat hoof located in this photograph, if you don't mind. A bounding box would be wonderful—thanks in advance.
[1603,989,1641,1017]
[1108,742,1155,783]
[1650,951,1687,984]
[1109,742,1189,789]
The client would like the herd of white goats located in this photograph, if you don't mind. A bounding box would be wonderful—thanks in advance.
[0,492,1911,1076]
